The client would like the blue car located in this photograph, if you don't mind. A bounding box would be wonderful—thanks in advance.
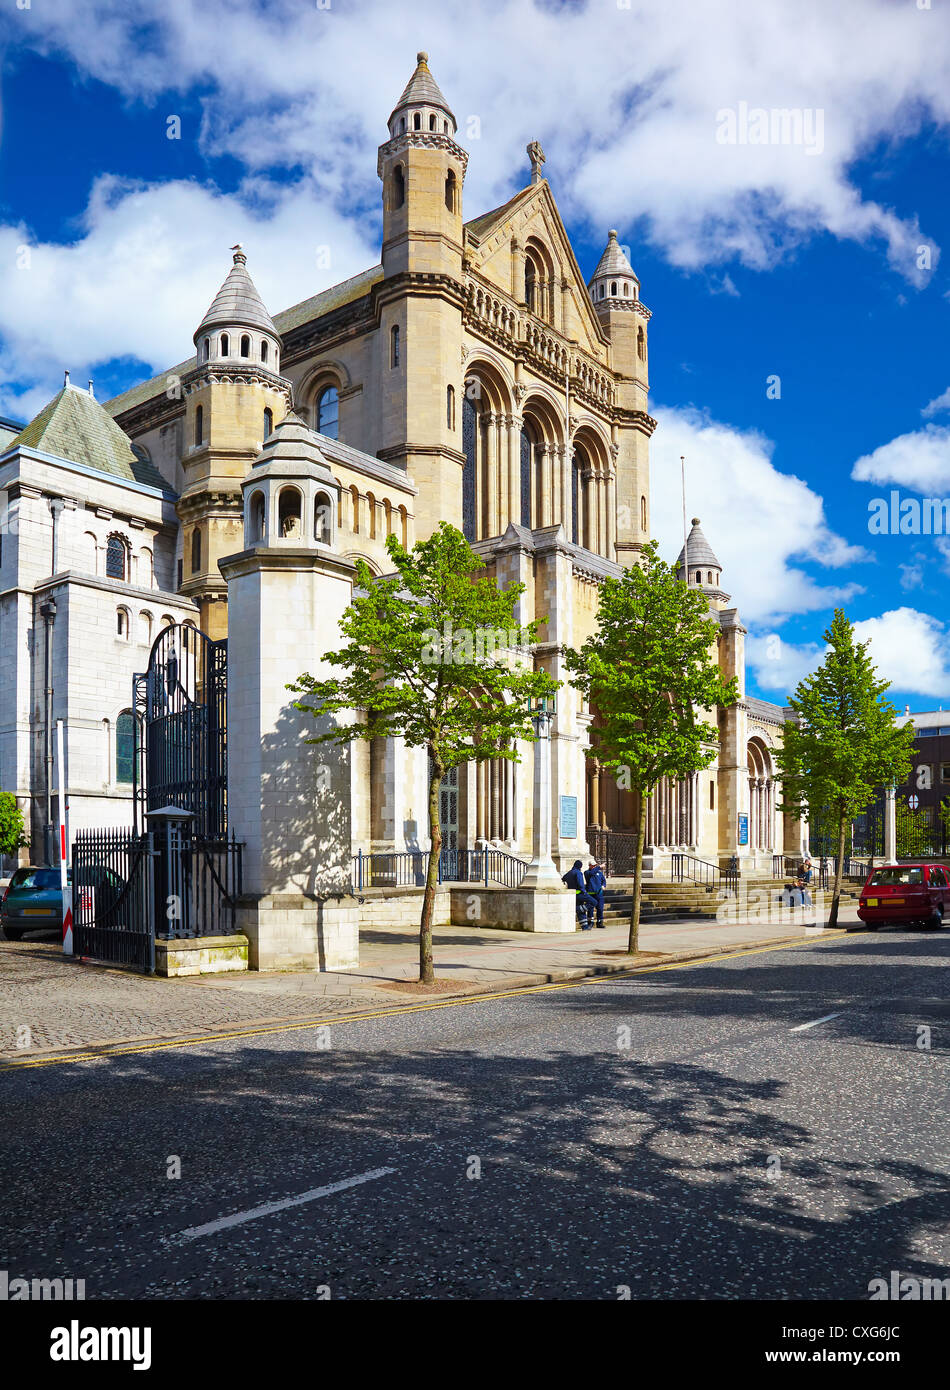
[1,867,66,940]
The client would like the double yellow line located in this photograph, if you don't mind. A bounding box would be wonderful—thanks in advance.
[2,931,872,1071]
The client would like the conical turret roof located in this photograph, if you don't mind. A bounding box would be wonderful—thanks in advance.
[590,229,638,284]
[249,410,335,484]
[676,517,722,574]
[195,247,279,340]
[389,51,455,125]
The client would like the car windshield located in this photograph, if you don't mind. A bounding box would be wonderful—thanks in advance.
[869,867,924,886]
[10,869,60,891]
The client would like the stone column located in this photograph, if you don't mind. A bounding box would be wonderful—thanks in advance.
[506,414,521,529]
[884,783,897,862]
[605,469,616,561]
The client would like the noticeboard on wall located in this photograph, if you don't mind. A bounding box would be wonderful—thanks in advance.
[560,795,578,839]
[737,813,749,846]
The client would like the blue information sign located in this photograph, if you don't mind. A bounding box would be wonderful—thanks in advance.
[737,813,749,846]
[560,795,578,839]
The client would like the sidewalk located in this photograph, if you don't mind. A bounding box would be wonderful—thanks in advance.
[0,902,860,1060]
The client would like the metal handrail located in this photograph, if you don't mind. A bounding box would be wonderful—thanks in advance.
[351,847,528,892]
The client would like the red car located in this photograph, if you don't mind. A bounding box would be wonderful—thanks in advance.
[857,862,950,930]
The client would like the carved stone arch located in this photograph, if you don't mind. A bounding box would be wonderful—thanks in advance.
[343,549,381,576]
[297,358,352,419]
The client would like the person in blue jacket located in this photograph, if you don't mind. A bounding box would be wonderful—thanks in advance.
[562,859,595,930]
[585,861,608,928]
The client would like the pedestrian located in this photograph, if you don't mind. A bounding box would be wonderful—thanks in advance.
[585,860,607,928]
[801,858,813,886]
[562,859,596,930]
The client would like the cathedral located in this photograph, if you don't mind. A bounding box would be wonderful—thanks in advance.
[0,53,804,891]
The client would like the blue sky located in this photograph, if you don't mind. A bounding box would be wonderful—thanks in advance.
[1,0,949,709]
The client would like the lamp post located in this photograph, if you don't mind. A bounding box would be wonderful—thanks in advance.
[521,695,563,890]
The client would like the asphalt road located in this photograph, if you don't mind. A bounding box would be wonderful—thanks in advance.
[2,928,949,1301]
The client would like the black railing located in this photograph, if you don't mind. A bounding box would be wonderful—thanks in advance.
[351,847,528,892]
[587,827,639,877]
[671,852,739,895]
[816,856,871,890]
[73,826,153,971]
[157,834,243,940]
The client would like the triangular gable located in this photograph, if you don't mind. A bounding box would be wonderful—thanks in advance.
[464,181,608,357]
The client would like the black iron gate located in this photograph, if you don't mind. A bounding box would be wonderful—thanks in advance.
[73,826,154,971]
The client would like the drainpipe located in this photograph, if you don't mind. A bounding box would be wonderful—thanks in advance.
[39,596,57,865]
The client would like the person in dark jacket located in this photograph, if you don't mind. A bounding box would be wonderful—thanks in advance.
[562,859,595,930]
[585,861,607,927]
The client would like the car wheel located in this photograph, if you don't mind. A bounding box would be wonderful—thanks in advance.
[3,927,23,941]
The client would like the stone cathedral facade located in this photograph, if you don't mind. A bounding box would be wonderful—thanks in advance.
[0,53,803,882]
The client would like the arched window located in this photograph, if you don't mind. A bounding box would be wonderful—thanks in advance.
[413,112,421,131]
[445,170,457,213]
[317,386,339,439]
[220,333,229,357]
[261,340,269,363]
[392,165,405,210]
[611,281,618,296]
[637,326,645,361]
[195,404,204,447]
[106,535,127,581]
[278,487,302,539]
[83,532,98,575]
[696,570,702,584]
[398,504,408,545]
[525,259,537,315]
[640,495,647,531]
[314,492,331,544]
[140,547,153,588]
[399,117,406,134]
[116,607,130,640]
[462,393,478,541]
[446,385,455,430]
[366,491,377,540]
[571,447,586,547]
[707,571,713,585]
[191,528,201,575]
[203,337,210,361]
[138,611,152,646]
[115,711,135,785]
[349,485,360,533]
[429,113,436,131]
[623,283,630,297]
[240,334,251,358]
[391,324,400,368]
[263,407,273,437]
[250,491,265,543]
[519,422,535,528]
[599,284,605,299]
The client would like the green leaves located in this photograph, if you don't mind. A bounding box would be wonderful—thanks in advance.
[776,608,915,823]
[289,522,559,771]
[564,541,738,792]
[0,792,28,860]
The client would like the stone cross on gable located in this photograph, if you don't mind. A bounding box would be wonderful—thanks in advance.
[527,141,546,184]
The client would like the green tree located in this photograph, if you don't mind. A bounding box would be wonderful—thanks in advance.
[564,541,738,954]
[289,523,558,984]
[776,609,914,927]
[0,792,28,862]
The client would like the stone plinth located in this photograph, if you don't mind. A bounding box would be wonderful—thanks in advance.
[155,934,249,977]
[237,894,359,971]
[450,885,576,933]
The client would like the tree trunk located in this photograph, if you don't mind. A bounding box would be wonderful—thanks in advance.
[420,768,442,984]
[828,808,847,928]
[628,794,648,956]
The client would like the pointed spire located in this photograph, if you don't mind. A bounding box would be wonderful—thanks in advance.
[195,246,279,342]
[590,230,638,283]
[388,50,456,134]
[676,517,723,579]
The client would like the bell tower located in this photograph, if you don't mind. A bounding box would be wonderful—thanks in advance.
[179,246,292,638]
[589,230,653,565]
[376,52,468,536]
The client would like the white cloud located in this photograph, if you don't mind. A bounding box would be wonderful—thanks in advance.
[650,406,868,624]
[922,387,950,419]
[853,608,950,700]
[2,0,946,282]
[747,607,950,701]
[851,424,950,493]
[0,175,376,416]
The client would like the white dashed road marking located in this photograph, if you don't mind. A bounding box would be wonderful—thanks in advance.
[789,1010,846,1033]
[175,1166,397,1242]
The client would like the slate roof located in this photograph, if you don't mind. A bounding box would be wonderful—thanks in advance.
[676,517,722,573]
[389,52,455,124]
[196,248,279,338]
[7,384,168,490]
[590,229,638,283]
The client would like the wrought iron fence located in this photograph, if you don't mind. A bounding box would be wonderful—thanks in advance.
[156,834,243,940]
[73,826,153,971]
[587,827,639,877]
